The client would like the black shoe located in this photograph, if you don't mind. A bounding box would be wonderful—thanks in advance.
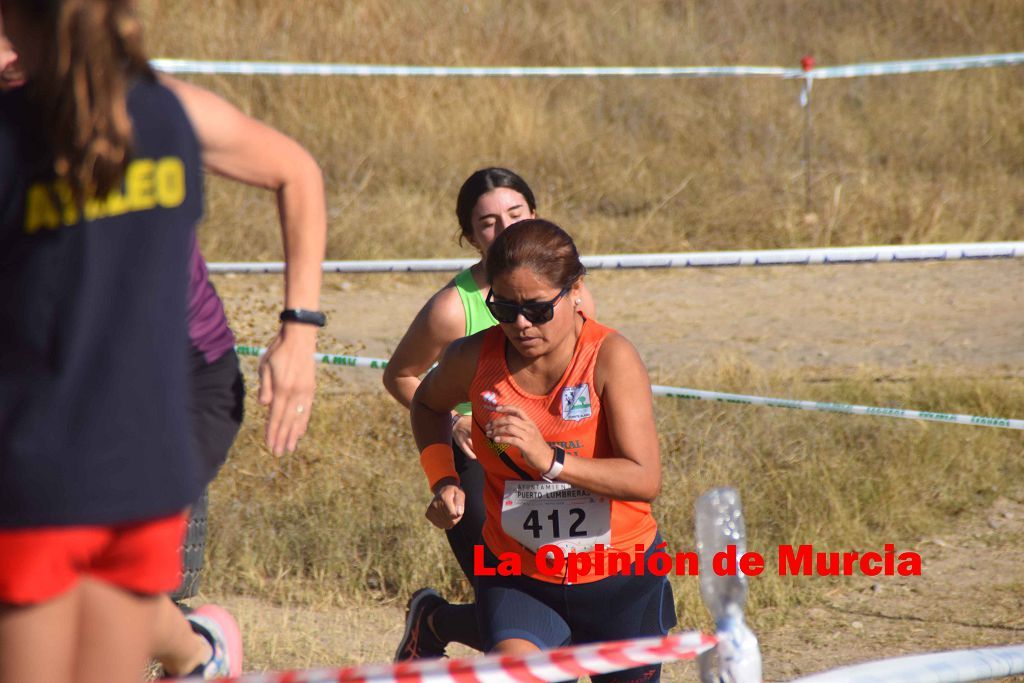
[394,588,448,661]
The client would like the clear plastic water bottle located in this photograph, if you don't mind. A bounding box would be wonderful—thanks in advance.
[696,487,748,620]
[695,488,763,683]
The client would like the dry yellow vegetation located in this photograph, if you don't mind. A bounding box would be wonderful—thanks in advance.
[140,0,1024,262]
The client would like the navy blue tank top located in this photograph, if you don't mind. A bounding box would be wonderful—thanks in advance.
[0,77,204,526]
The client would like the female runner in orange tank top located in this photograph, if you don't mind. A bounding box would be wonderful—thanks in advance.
[411,219,677,683]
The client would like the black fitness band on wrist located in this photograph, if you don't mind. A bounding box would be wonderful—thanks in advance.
[542,446,566,482]
[279,308,327,327]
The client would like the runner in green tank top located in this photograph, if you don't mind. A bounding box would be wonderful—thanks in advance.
[452,268,499,415]
[384,169,595,661]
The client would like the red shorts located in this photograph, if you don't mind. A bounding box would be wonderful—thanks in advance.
[0,513,187,606]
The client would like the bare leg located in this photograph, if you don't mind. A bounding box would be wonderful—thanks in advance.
[0,588,78,683]
[150,595,211,676]
[493,638,541,656]
[74,577,159,683]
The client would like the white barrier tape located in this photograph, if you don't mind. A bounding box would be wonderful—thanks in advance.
[798,52,1024,80]
[152,53,1024,79]
[207,241,1024,274]
[649,386,1024,431]
[790,644,1024,683]
[152,58,789,78]
[211,257,475,274]
[233,346,1024,430]
[235,345,391,370]
[169,632,715,683]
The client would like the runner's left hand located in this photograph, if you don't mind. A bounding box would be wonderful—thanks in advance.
[485,405,553,473]
[259,323,317,455]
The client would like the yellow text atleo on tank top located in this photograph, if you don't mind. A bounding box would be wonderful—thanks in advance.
[23,156,187,234]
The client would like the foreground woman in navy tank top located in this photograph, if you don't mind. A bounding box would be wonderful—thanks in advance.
[0,2,204,681]
[0,2,327,681]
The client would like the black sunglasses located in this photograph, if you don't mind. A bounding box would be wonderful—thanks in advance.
[485,286,570,324]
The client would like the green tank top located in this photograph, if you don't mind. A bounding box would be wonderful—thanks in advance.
[453,267,498,415]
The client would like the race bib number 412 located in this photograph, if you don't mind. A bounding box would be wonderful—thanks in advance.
[501,481,610,554]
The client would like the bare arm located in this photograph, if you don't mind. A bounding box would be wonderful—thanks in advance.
[161,74,327,456]
[574,333,661,500]
[485,333,661,501]
[411,335,481,529]
[383,281,483,456]
[410,335,480,454]
[382,284,465,409]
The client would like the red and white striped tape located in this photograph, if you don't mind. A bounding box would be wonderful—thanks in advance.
[174,631,715,683]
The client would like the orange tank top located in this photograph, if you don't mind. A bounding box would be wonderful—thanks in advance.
[469,315,658,584]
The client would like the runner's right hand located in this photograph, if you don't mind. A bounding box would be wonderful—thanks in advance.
[425,483,465,529]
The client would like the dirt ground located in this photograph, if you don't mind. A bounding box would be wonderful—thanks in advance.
[219,258,1024,383]
[207,258,1024,681]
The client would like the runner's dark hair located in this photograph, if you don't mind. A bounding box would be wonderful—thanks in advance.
[485,219,586,290]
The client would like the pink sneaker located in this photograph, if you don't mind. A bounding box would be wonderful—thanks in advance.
[187,604,243,678]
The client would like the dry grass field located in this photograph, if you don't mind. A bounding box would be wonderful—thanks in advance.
[139,1,1024,679]
[140,0,1024,262]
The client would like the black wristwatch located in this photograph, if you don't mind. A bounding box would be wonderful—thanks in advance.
[279,308,327,327]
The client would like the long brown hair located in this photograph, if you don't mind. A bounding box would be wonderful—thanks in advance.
[13,0,154,202]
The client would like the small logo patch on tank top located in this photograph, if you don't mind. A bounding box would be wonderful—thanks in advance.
[561,384,592,420]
